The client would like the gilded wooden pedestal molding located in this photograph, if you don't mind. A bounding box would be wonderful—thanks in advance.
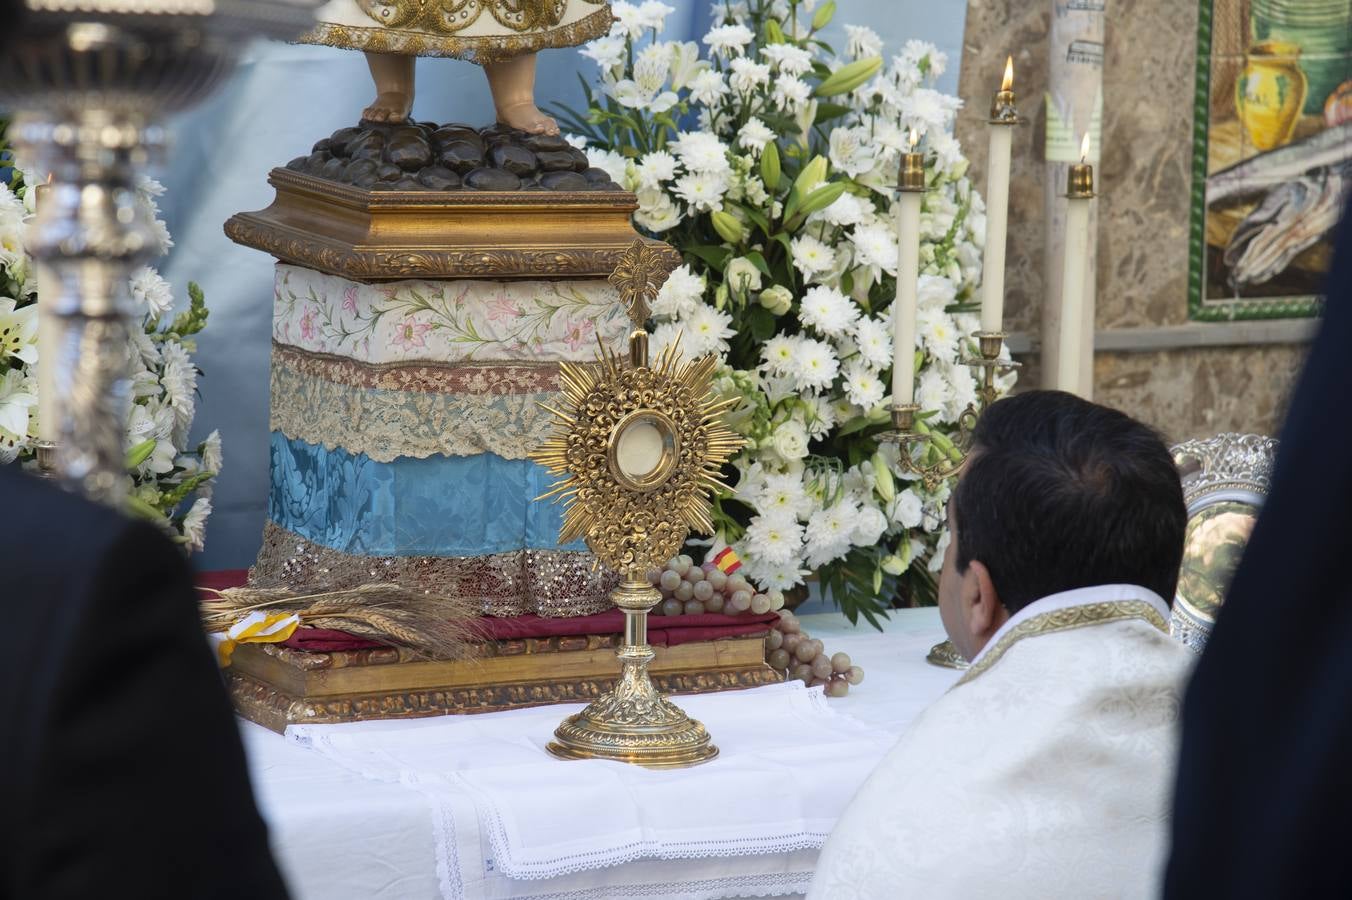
[224,169,681,282]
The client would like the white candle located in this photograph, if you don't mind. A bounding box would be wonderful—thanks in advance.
[980,57,1017,334]
[33,182,59,444]
[892,131,923,405]
[1057,134,1095,394]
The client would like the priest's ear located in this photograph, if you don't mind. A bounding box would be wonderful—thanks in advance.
[942,555,1009,661]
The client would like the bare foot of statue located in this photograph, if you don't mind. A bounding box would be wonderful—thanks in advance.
[495,100,559,135]
[363,52,415,124]
[485,54,558,135]
[362,90,414,123]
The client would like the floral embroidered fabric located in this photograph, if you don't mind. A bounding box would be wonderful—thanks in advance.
[272,264,630,365]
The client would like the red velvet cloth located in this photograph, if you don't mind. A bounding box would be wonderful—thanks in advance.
[198,570,777,653]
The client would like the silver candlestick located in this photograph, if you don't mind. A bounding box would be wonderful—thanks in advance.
[0,0,317,502]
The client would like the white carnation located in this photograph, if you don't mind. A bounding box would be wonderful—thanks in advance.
[201,428,223,475]
[688,69,729,105]
[729,57,771,94]
[761,43,813,76]
[703,23,754,57]
[736,117,775,155]
[771,76,812,113]
[181,496,212,552]
[585,147,629,185]
[671,131,731,175]
[844,24,883,59]
[652,264,704,319]
[129,266,174,318]
[851,503,888,545]
[581,34,626,73]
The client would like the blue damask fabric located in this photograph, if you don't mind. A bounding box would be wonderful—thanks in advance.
[267,432,584,556]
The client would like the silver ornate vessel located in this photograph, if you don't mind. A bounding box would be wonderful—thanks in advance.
[1169,432,1279,652]
[0,0,317,501]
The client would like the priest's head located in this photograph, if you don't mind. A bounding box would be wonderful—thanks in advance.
[937,390,1186,661]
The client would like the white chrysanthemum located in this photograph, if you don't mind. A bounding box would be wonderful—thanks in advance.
[636,0,675,28]
[915,364,949,417]
[842,360,885,409]
[648,321,684,360]
[670,131,730,175]
[636,151,678,190]
[201,428,223,475]
[683,303,735,357]
[771,76,812,113]
[652,264,705,319]
[851,224,899,275]
[634,187,683,232]
[688,69,728,105]
[610,1,647,38]
[703,22,754,57]
[928,131,965,176]
[744,560,805,592]
[743,513,805,565]
[828,127,876,177]
[805,498,861,566]
[761,334,800,376]
[790,337,839,392]
[129,266,174,318]
[757,471,813,521]
[898,39,947,81]
[736,118,775,155]
[728,57,771,94]
[851,316,893,369]
[812,191,869,228]
[761,43,813,76]
[891,488,924,528]
[918,306,961,364]
[844,24,883,59]
[580,34,626,73]
[563,133,589,150]
[159,339,198,434]
[672,171,729,212]
[797,285,857,337]
[790,234,834,278]
[181,496,212,552]
[585,147,629,185]
[900,87,963,133]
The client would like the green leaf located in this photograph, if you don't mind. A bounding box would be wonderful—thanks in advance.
[813,102,851,124]
[736,203,771,236]
[744,250,772,278]
[747,305,776,341]
[684,244,732,269]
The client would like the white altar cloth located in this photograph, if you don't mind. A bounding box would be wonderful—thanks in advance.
[242,609,959,899]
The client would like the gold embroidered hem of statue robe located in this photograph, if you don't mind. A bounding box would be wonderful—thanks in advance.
[298,1,612,63]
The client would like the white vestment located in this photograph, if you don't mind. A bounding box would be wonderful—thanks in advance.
[809,584,1193,900]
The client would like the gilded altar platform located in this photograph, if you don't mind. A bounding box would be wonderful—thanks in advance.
[228,629,780,733]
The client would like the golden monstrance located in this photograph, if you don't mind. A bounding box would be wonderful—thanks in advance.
[531,240,744,768]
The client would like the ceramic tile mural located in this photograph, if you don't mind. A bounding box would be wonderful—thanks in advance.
[1191,0,1352,319]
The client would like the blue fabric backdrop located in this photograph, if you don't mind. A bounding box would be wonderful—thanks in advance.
[158,0,969,568]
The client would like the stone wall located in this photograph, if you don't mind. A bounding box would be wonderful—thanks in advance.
[955,0,1308,445]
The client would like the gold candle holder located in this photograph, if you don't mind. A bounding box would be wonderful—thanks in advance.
[532,241,746,768]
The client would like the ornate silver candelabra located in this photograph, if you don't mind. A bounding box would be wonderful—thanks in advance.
[0,0,317,501]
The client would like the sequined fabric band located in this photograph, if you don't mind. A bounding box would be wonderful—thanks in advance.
[253,521,615,618]
[270,346,562,461]
[296,5,612,62]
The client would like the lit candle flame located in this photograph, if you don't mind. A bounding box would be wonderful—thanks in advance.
[1079,131,1090,164]
[908,128,919,150]
[1001,56,1013,92]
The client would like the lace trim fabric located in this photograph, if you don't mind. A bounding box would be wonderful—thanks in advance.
[252,520,615,618]
[273,264,629,366]
[269,352,559,462]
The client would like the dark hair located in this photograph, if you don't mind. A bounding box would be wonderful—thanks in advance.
[952,390,1186,614]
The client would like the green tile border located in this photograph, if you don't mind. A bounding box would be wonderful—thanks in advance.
[1187,0,1323,322]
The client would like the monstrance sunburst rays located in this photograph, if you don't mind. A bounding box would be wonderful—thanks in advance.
[531,334,744,575]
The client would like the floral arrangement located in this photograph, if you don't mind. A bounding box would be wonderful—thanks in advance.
[557,0,1008,622]
[0,154,221,550]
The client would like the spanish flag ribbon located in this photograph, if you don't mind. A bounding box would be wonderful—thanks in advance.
[217,611,301,667]
[712,546,742,576]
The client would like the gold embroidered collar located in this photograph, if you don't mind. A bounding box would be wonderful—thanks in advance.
[955,598,1169,687]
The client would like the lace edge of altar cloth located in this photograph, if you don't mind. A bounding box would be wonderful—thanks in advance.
[284,681,896,888]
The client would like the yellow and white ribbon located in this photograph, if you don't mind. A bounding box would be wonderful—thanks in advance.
[217,611,301,667]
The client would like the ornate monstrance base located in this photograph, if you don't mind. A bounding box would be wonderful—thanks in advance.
[926,639,970,670]
[548,644,719,768]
